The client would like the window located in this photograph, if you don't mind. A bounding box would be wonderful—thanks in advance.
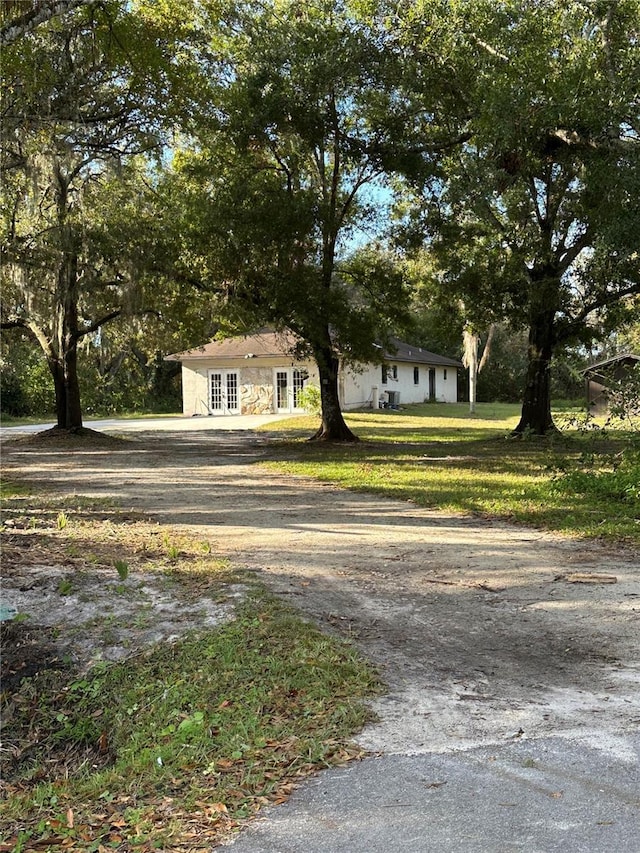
[413,367,419,385]
[276,371,288,409]
[382,365,388,384]
[444,369,448,380]
[392,365,398,380]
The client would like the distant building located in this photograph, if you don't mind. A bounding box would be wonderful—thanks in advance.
[582,353,640,412]
[167,329,462,416]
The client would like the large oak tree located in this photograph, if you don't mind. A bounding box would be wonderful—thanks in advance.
[394,0,640,433]
[170,0,418,440]
[0,1,202,430]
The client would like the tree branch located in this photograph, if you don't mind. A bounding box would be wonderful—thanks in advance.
[0,0,99,47]
[467,33,509,63]
[73,308,122,339]
[556,227,592,273]
[1,315,57,362]
[558,281,640,343]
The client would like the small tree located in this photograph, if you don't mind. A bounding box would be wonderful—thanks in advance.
[603,365,640,431]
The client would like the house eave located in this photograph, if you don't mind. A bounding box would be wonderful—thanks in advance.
[582,352,640,375]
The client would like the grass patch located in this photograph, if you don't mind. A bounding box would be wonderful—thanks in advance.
[0,414,56,427]
[0,478,30,500]
[0,411,181,427]
[262,403,640,543]
[1,482,380,851]
[1,490,231,578]
[1,593,379,851]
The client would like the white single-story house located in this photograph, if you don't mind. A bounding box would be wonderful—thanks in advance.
[166,329,462,416]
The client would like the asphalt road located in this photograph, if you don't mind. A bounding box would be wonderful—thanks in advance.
[221,736,640,852]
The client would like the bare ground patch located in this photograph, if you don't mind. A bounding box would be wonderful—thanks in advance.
[2,428,639,764]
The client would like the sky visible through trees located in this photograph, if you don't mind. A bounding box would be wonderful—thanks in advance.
[1,0,638,435]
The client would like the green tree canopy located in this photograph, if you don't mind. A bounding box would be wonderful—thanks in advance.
[167,0,420,440]
[393,0,640,433]
[0,0,206,429]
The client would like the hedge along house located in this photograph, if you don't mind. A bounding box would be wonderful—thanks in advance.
[166,329,462,417]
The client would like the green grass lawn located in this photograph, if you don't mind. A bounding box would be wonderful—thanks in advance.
[261,403,640,544]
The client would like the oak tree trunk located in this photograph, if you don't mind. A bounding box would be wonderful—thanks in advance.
[309,342,358,442]
[61,340,83,430]
[53,242,84,430]
[513,307,557,436]
[50,359,68,429]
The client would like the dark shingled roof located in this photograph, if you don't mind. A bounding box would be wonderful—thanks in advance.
[385,337,462,368]
[167,330,462,368]
[166,329,301,361]
[581,352,640,375]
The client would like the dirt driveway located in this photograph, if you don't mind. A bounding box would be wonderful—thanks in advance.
[2,427,639,765]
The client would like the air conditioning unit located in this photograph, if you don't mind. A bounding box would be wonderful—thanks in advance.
[386,391,400,408]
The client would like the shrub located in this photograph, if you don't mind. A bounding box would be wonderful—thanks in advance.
[297,384,321,416]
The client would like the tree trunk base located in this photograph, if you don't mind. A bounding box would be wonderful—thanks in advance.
[21,426,125,447]
[509,422,560,438]
[308,424,360,442]
[51,425,90,435]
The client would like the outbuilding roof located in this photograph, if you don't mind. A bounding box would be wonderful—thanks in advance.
[167,330,462,368]
[581,352,640,375]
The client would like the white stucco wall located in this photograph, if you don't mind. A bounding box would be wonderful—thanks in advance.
[437,367,459,403]
[341,361,458,409]
[180,358,318,416]
[180,356,458,415]
[181,364,209,416]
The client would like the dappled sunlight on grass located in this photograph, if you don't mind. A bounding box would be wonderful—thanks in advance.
[265,402,521,443]
[263,403,639,543]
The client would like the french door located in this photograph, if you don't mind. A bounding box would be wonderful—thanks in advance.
[275,368,306,413]
[209,370,240,415]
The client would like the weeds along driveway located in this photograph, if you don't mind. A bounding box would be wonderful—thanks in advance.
[2,428,639,760]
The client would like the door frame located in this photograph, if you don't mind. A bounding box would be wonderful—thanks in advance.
[274,367,307,413]
[208,369,240,415]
